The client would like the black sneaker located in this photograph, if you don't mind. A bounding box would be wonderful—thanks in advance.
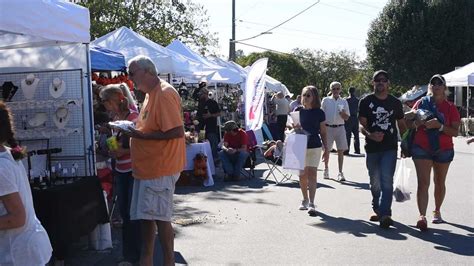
[379,216,393,229]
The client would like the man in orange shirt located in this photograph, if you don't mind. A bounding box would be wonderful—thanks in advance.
[125,55,185,266]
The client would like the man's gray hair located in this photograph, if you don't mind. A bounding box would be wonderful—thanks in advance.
[330,81,341,89]
[128,55,158,75]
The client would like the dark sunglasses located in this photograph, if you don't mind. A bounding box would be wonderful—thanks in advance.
[303,93,312,98]
[374,78,388,83]
[331,87,341,91]
[431,81,444,86]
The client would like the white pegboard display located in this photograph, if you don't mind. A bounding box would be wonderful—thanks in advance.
[1,69,93,177]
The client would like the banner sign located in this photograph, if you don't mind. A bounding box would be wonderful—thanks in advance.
[245,58,268,131]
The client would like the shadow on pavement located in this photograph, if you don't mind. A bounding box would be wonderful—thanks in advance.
[310,212,408,240]
[338,180,370,190]
[311,212,474,256]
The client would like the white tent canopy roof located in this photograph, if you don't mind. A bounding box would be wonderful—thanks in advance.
[92,27,215,78]
[443,62,474,87]
[0,0,90,46]
[166,40,242,84]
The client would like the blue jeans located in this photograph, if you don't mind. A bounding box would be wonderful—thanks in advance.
[218,150,249,177]
[366,150,397,217]
[411,144,454,163]
[206,132,219,162]
[115,171,141,262]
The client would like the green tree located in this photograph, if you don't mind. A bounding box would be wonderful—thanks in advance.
[78,0,217,54]
[236,51,307,95]
[292,49,365,97]
[367,0,474,87]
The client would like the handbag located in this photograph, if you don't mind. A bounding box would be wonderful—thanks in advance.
[400,128,415,157]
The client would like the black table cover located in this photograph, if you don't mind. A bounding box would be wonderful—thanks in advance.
[32,176,109,260]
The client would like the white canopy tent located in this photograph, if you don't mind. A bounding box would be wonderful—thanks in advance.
[92,27,216,79]
[0,0,95,175]
[443,62,474,87]
[166,40,242,84]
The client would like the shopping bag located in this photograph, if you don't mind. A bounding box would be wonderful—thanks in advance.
[393,159,411,202]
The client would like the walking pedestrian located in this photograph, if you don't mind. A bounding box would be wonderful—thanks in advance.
[125,55,186,266]
[408,74,460,231]
[358,70,407,228]
[271,91,290,141]
[196,86,221,164]
[321,81,350,181]
[344,87,361,155]
[294,86,329,215]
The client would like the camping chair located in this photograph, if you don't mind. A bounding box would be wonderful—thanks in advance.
[252,128,293,184]
[262,144,292,184]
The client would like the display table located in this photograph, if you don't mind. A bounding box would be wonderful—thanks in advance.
[184,142,215,186]
[32,176,109,260]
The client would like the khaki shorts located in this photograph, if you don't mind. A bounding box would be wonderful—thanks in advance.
[305,148,322,168]
[326,126,348,150]
[130,173,180,222]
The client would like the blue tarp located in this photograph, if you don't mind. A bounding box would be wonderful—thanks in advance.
[90,45,126,71]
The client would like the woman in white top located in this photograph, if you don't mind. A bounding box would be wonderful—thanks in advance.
[0,101,52,265]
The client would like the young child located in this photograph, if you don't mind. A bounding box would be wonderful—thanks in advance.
[264,140,283,165]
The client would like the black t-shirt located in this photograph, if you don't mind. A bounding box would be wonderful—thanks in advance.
[358,94,404,153]
[197,99,220,133]
[300,108,325,148]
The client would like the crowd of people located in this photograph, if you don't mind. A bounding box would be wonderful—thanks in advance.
[0,54,468,265]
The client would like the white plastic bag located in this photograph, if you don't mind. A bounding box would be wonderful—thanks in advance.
[393,159,411,202]
[88,191,112,250]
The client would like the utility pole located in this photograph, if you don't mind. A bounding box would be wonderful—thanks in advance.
[229,0,236,61]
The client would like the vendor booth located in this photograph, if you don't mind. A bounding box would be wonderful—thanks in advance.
[0,0,108,260]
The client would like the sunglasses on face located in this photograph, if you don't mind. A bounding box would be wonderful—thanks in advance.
[303,93,312,98]
[374,78,388,83]
[332,87,341,91]
[431,81,444,86]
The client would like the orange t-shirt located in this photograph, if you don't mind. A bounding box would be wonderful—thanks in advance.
[131,80,186,179]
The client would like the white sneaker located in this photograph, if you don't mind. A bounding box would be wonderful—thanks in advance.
[323,169,330,179]
[337,172,346,182]
[308,203,317,216]
[299,199,309,210]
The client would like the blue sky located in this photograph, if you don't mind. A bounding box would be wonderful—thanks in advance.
[198,0,389,60]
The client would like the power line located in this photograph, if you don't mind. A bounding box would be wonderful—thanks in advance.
[234,41,291,55]
[353,0,385,10]
[319,2,373,16]
[238,20,364,41]
[235,0,321,42]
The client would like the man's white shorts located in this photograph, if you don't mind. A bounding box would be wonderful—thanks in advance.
[130,173,180,222]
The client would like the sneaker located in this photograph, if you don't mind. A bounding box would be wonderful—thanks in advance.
[343,150,349,156]
[337,172,346,182]
[432,211,444,224]
[369,213,379,222]
[308,203,317,216]
[416,216,428,231]
[299,199,309,210]
[379,215,393,229]
[323,169,330,179]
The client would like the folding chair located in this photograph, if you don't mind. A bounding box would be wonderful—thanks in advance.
[252,128,293,184]
[262,145,292,184]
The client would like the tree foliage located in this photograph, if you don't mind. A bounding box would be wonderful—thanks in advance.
[367,0,474,87]
[236,51,308,95]
[78,0,218,54]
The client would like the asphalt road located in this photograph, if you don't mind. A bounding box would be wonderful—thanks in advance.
[67,136,473,265]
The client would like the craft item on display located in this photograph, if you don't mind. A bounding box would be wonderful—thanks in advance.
[49,77,66,98]
[53,106,70,129]
[21,74,40,100]
[1,81,19,101]
[28,112,48,127]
